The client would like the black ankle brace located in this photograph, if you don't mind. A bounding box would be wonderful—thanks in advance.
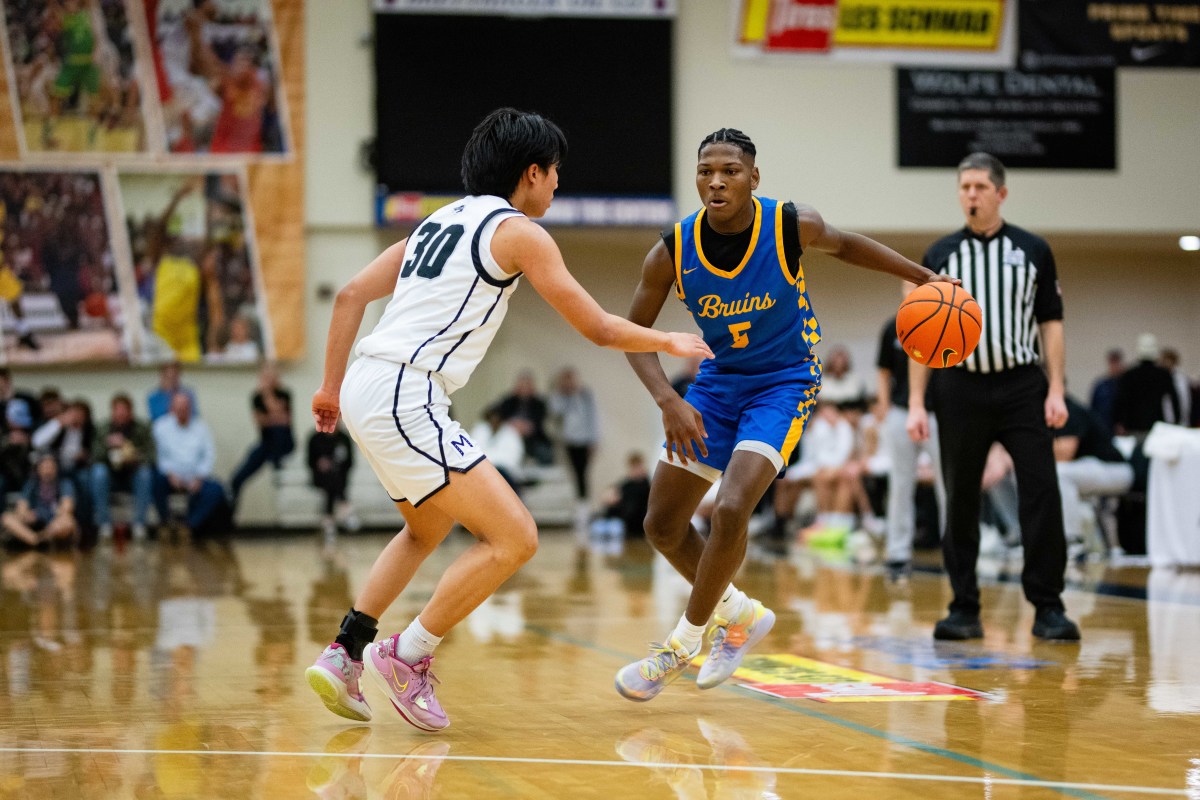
[338,609,379,645]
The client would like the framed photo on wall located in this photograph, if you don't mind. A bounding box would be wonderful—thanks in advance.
[143,0,291,157]
[115,166,272,365]
[0,164,130,364]
[0,0,153,155]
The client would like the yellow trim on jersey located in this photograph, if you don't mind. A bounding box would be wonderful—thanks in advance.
[673,223,685,300]
[694,197,762,279]
[774,202,798,285]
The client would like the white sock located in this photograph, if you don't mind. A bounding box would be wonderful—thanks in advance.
[670,614,706,654]
[714,585,749,622]
[396,617,442,665]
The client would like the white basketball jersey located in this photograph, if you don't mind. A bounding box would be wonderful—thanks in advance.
[355,196,525,394]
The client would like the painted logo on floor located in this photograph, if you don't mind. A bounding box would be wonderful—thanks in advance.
[850,636,1052,670]
[711,654,992,703]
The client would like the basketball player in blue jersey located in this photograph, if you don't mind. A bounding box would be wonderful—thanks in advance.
[304,108,712,732]
[615,129,958,701]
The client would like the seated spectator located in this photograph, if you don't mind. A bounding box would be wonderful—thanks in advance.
[153,393,226,537]
[980,443,1020,555]
[0,399,34,498]
[91,394,156,543]
[817,345,868,406]
[32,398,95,526]
[470,405,526,493]
[495,370,552,465]
[230,362,294,511]
[37,389,65,430]
[147,362,199,422]
[772,401,856,542]
[307,423,358,541]
[590,452,652,541]
[2,453,77,548]
[1054,395,1137,552]
[0,368,39,434]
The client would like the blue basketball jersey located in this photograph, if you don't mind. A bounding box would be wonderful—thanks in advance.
[673,196,821,373]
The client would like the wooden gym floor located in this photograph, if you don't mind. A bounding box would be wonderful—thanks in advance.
[0,529,1197,799]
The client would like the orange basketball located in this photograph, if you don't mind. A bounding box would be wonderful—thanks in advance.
[896,283,982,369]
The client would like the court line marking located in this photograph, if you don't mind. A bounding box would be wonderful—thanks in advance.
[525,625,1113,800]
[0,747,1186,796]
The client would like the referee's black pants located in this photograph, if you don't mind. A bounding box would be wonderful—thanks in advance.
[931,365,1066,616]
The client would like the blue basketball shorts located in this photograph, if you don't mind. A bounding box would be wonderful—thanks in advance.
[663,357,822,482]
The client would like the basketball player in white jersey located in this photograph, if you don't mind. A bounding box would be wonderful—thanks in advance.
[305,108,712,732]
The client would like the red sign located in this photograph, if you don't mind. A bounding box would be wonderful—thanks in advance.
[765,0,839,52]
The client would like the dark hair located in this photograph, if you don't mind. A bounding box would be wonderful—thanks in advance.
[957,152,1006,188]
[461,108,567,199]
[111,393,133,411]
[698,128,756,159]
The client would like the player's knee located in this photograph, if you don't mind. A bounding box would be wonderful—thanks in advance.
[495,523,538,569]
[709,496,752,538]
[643,509,683,550]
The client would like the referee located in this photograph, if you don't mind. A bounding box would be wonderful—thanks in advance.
[907,152,1080,642]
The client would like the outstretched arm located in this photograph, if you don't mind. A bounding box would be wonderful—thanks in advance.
[796,205,957,286]
[624,241,709,464]
[312,239,409,432]
[491,217,712,359]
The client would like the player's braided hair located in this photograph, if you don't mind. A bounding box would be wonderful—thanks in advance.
[698,128,756,159]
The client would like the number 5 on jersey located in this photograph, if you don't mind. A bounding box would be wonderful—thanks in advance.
[728,321,751,349]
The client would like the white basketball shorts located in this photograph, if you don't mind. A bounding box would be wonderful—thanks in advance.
[339,356,486,506]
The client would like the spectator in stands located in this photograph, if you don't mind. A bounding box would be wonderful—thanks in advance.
[876,293,946,580]
[496,370,552,465]
[32,398,95,492]
[307,422,358,542]
[670,355,704,398]
[1114,333,1179,436]
[0,399,34,498]
[1159,348,1192,427]
[591,452,652,541]
[1089,349,1125,435]
[818,345,867,405]
[229,362,294,512]
[90,394,155,543]
[147,362,199,422]
[771,401,856,542]
[549,367,599,502]
[152,392,226,537]
[2,453,77,548]
[1053,395,1136,553]
[38,389,65,428]
[0,368,39,434]
[469,405,526,493]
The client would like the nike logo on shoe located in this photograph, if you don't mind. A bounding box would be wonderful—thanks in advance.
[389,665,409,693]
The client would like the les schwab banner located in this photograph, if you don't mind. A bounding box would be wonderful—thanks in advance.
[735,0,1017,65]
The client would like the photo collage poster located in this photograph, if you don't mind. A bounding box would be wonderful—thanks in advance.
[0,0,292,365]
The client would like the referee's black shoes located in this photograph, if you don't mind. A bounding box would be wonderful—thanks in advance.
[932,611,984,640]
[1032,608,1082,642]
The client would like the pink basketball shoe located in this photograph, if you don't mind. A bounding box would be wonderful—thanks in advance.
[306,643,372,722]
[364,634,449,732]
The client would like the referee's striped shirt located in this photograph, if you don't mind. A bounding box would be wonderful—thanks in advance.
[922,222,1063,374]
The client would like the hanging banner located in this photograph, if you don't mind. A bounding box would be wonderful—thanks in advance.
[735,0,1016,65]
[1019,0,1200,69]
[373,0,676,16]
[896,66,1117,169]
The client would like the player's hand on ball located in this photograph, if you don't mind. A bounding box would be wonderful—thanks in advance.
[312,387,341,433]
[922,272,961,286]
[665,332,714,360]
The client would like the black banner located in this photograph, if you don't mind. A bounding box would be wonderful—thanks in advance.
[897,67,1117,169]
[1019,0,1200,69]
